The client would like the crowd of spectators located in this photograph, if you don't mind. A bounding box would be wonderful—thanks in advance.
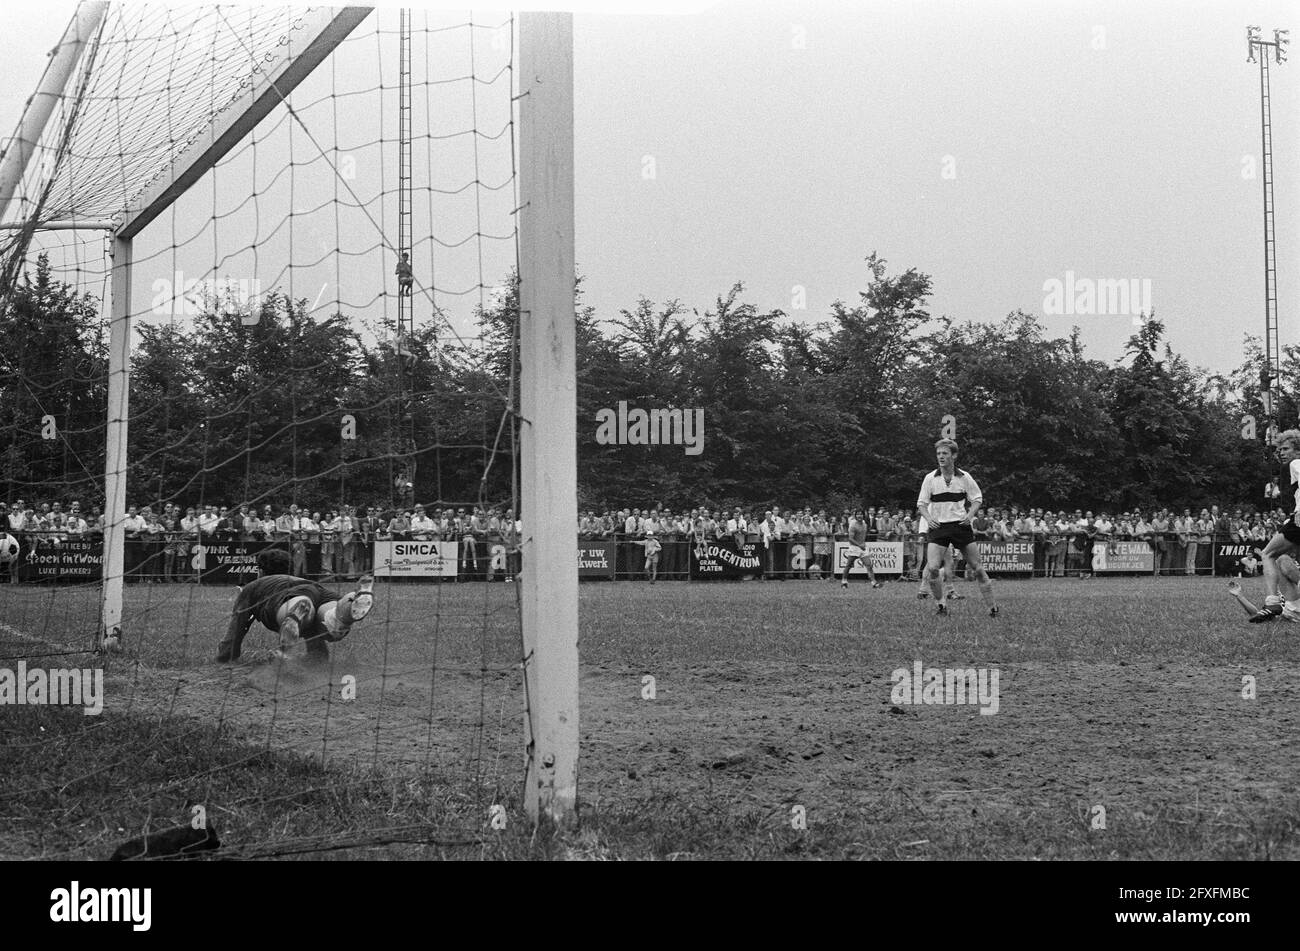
[2,499,522,582]
[4,493,1293,580]
[579,501,1299,578]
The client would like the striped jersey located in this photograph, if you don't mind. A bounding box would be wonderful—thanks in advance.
[1291,459,1300,514]
[917,468,982,525]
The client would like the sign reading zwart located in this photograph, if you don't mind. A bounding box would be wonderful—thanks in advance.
[374,540,458,577]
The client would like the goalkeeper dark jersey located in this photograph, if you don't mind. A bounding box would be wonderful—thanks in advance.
[229,575,335,635]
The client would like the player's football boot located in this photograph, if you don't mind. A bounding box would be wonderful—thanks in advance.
[989,606,999,618]
[935,602,948,616]
[872,581,882,589]
[917,590,929,600]
[841,579,848,589]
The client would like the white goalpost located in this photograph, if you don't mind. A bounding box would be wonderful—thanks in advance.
[517,10,579,827]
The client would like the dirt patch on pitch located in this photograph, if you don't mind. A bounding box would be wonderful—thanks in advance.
[111,653,1300,858]
[571,659,1300,858]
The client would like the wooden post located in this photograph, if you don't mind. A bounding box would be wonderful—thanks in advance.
[102,235,132,646]
[518,11,578,828]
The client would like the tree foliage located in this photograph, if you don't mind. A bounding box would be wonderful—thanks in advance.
[1,252,1289,514]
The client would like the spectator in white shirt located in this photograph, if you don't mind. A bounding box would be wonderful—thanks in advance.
[123,505,146,538]
[319,511,339,578]
[410,504,435,540]
[199,505,219,537]
[726,508,747,549]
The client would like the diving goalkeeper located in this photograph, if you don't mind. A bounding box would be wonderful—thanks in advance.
[1227,553,1300,623]
[217,548,375,663]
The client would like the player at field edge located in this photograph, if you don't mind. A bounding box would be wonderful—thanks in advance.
[841,509,881,589]
[217,548,375,663]
[1251,429,1300,621]
[1228,554,1300,621]
[916,438,999,617]
[633,527,662,584]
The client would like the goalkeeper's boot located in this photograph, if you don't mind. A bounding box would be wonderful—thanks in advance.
[1250,597,1285,623]
[274,616,301,658]
[347,575,375,623]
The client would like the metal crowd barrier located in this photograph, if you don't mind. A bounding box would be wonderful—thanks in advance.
[0,529,1279,584]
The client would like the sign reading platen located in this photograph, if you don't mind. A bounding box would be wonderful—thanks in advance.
[374,540,458,577]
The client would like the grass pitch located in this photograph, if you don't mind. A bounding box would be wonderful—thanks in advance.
[1,574,1297,859]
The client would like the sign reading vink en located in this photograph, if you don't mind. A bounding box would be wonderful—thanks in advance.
[595,401,704,456]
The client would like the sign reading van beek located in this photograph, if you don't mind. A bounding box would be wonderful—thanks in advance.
[374,540,458,577]
[953,541,1035,573]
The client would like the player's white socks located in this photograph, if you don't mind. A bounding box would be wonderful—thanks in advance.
[1265,594,1284,605]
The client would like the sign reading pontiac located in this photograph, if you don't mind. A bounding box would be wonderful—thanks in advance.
[374,540,459,577]
[834,541,905,575]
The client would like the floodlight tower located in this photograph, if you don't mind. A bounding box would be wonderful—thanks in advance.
[1247,25,1289,438]
[394,7,416,503]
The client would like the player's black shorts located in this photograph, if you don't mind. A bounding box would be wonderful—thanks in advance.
[1281,518,1300,547]
[927,521,975,551]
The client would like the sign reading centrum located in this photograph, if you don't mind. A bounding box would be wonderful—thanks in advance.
[373,540,459,577]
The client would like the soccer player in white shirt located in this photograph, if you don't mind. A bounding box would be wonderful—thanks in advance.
[916,438,999,616]
[1252,429,1300,621]
[913,511,958,601]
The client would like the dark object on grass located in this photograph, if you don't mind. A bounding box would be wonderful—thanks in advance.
[109,825,220,861]
[255,548,292,576]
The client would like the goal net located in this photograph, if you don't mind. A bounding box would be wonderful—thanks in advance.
[0,2,569,859]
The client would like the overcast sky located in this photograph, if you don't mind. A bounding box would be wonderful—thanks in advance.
[1,0,1297,376]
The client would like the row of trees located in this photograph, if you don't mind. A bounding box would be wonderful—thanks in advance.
[1,253,1293,515]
